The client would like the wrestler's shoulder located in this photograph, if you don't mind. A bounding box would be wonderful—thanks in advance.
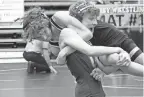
[61,28,76,33]
[53,11,69,17]
[95,20,116,29]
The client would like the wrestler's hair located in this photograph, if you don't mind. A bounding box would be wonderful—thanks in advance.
[69,0,100,22]
[22,7,51,41]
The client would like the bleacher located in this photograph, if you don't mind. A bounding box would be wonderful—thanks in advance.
[0,0,76,63]
[0,0,76,50]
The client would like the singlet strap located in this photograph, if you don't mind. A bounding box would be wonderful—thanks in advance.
[50,17,63,30]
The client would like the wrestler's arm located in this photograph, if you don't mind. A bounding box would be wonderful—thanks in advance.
[54,11,92,41]
[60,28,123,56]
[42,42,52,66]
[42,42,57,73]
[112,26,143,65]
[54,11,94,63]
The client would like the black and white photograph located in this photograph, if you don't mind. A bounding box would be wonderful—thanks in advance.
[0,0,143,97]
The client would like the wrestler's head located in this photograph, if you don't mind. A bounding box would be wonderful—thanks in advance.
[22,7,52,42]
[69,0,100,28]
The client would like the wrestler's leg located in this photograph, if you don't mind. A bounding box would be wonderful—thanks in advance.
[23,51,51,72]
[67,52,105,97]
[119,62,143,77]
[96,55,120,75]
[98,53,119,66]
[98,54,144,76]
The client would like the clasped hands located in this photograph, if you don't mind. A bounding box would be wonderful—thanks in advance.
[91,51,131,81]
[56,48,131,81]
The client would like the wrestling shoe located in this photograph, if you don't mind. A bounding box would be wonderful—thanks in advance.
[27,61,35,73]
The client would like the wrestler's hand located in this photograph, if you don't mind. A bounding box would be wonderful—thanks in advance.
[56,49,67,65]
[49,66,58,74]
[117,51,131,67]
[90,68,105,81]
[116,47,125,53]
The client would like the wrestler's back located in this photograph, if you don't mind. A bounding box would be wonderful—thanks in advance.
[90,21,127,47]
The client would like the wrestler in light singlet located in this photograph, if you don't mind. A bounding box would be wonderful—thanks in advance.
[57,0,143,77]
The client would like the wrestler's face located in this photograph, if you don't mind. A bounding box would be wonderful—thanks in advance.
[81,12,98,28]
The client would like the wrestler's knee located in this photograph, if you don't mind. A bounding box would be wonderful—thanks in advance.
[98,53,119,66]
[107,53,119,65]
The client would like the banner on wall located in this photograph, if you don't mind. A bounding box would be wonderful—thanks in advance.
[0,0,24,28]
[97,4,143,28]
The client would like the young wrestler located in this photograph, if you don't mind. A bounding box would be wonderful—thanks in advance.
[22,3,138,97]
[22,5,112,97]
[56,0,143,77]
[49,1,130,97]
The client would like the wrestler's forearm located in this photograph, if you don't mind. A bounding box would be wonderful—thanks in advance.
[62,28,123,56]
[86,46,123,56]
[97,61,117,75]
[65,40,123,56]
[101,66,117,75]
[60,46,75,57]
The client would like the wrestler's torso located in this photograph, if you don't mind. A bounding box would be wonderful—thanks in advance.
[90,21,128,47]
